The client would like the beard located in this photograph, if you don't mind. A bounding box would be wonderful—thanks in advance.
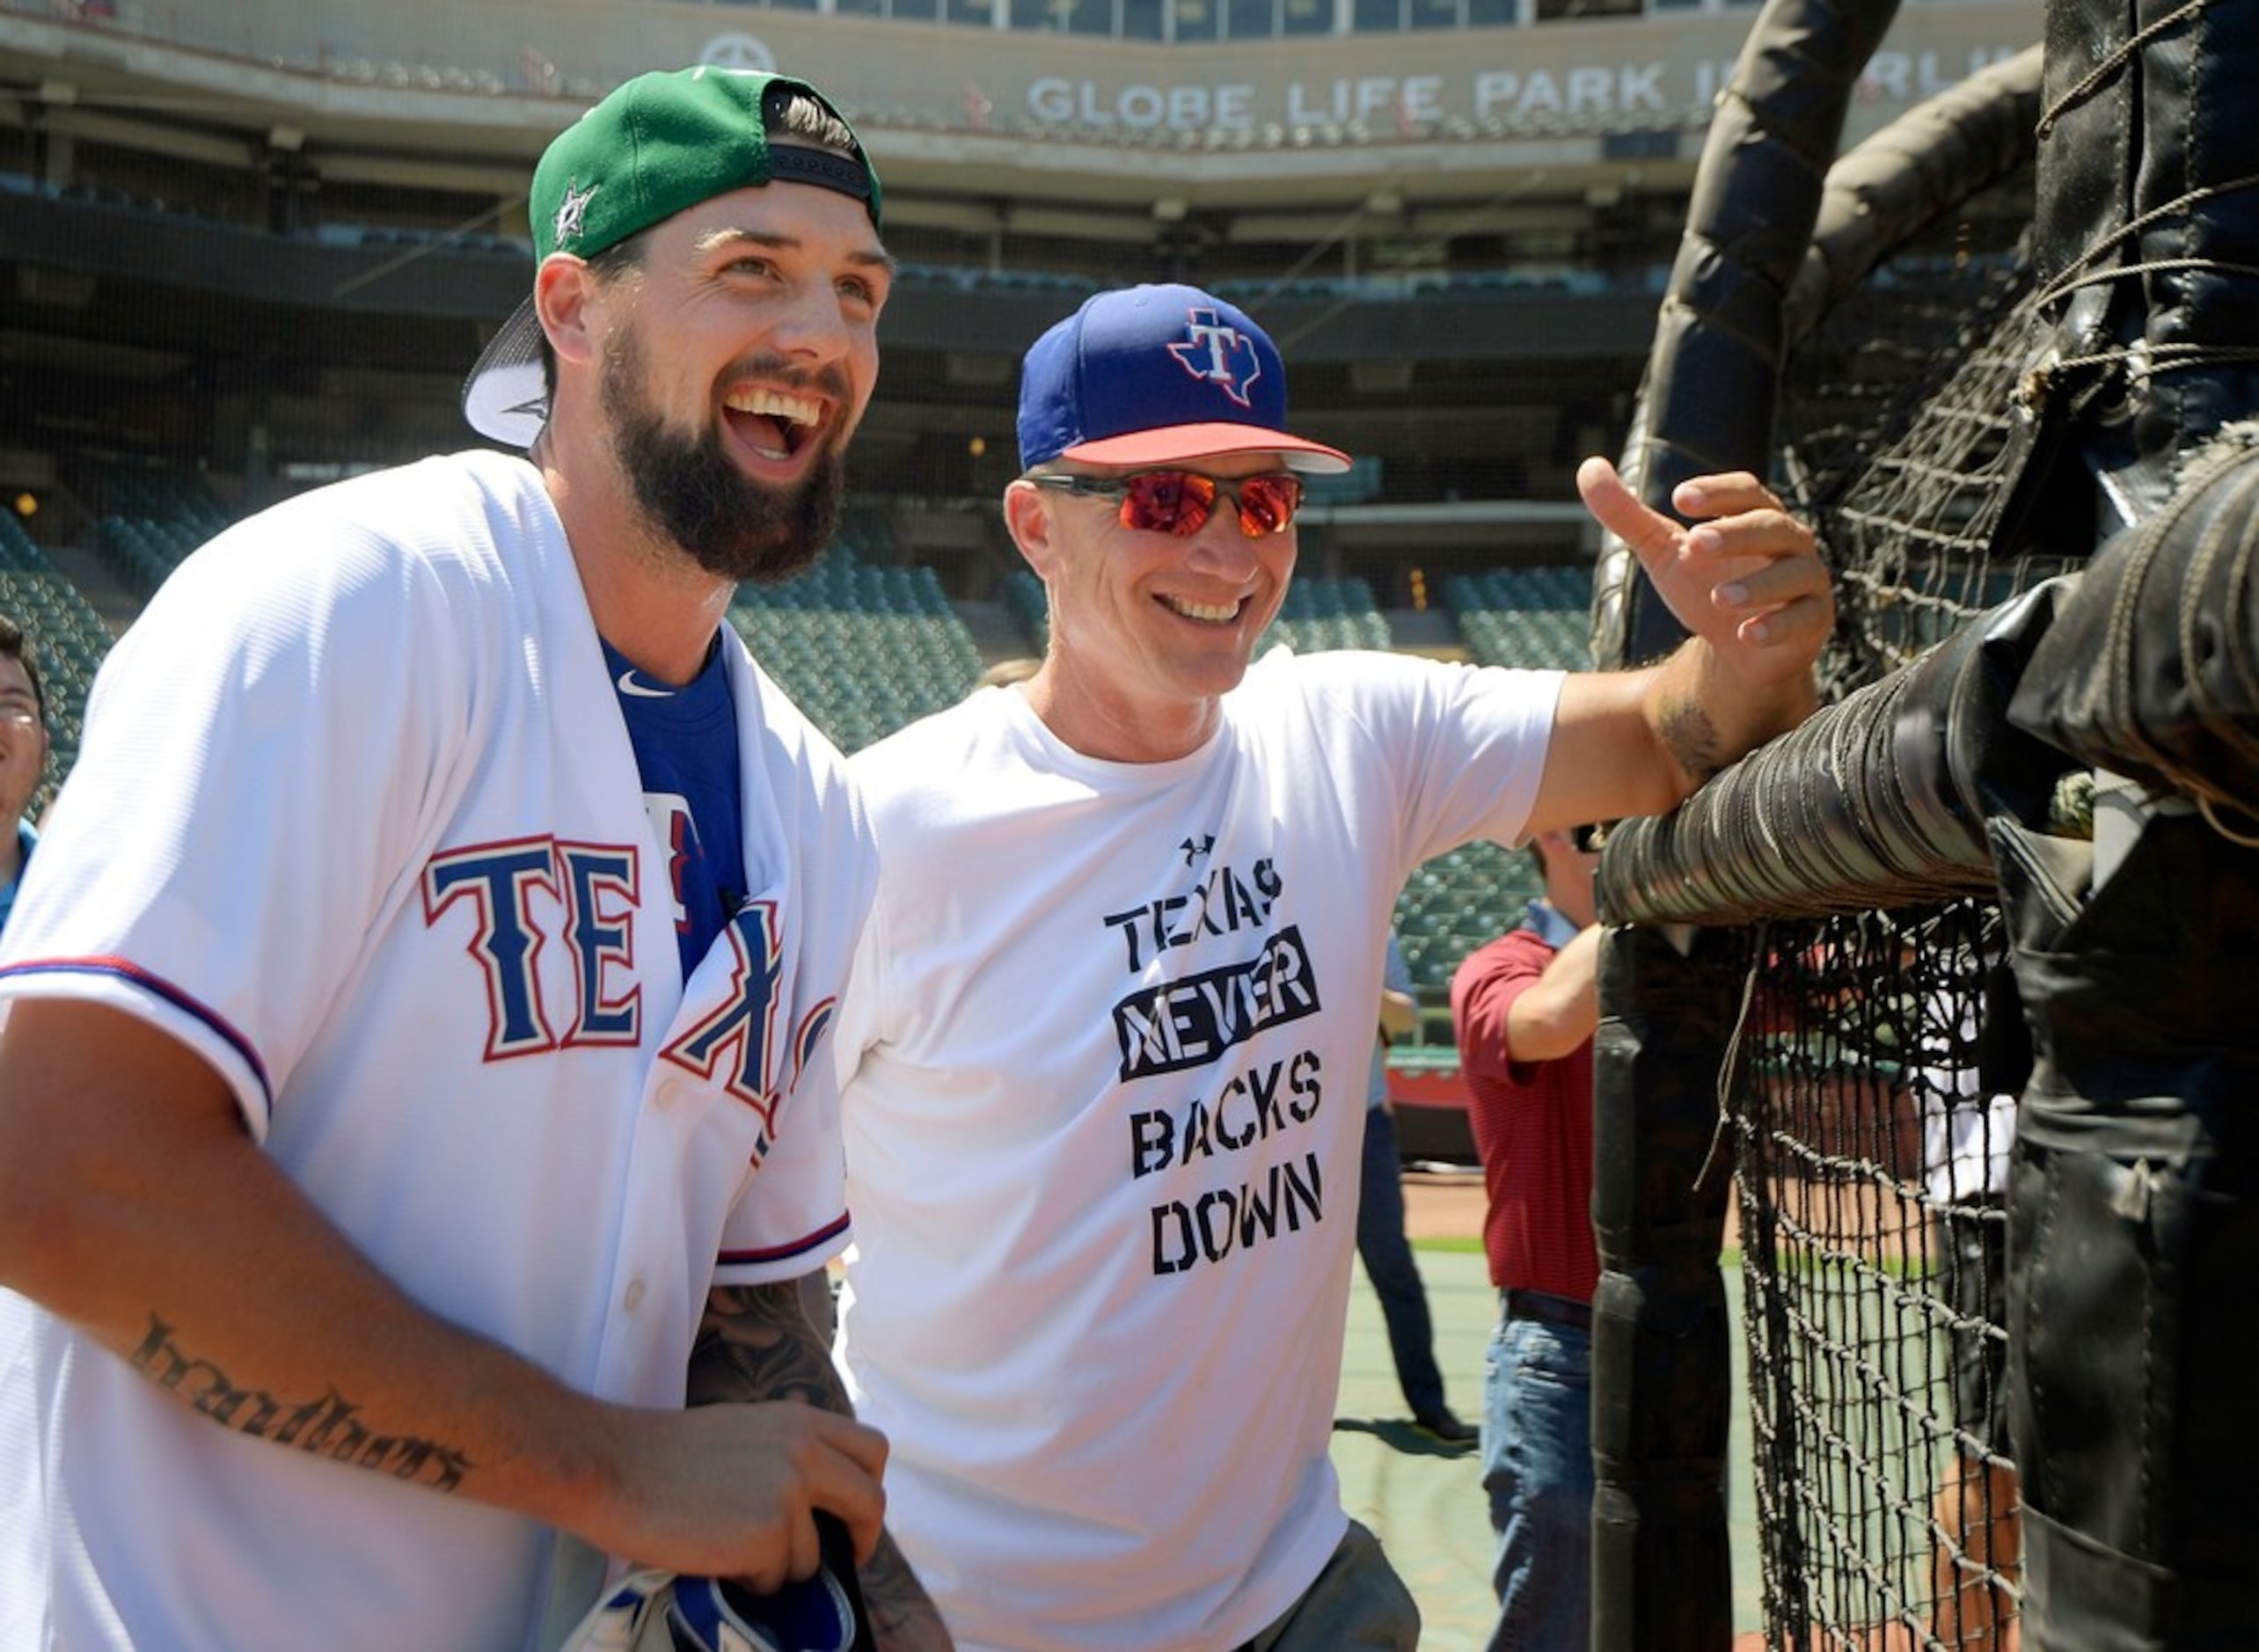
[599,328,847,586]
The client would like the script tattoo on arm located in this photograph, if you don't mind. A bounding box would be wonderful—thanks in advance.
[693,1281,954,1648]
[128,1315,473,1491]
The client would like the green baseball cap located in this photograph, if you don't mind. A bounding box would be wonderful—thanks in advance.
[464,65,883,446]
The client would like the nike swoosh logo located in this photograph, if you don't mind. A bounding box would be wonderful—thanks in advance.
[616,669,671,699]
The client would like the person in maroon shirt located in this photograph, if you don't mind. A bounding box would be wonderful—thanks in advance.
[1449,824,1602,1652]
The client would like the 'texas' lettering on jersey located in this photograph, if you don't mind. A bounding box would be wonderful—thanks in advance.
[421,836,810,1127]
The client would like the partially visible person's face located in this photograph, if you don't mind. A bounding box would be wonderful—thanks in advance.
[594,181,889,583]
[0,654,47,828]
[1033,453,1298,752]
[1540,828,1603,917]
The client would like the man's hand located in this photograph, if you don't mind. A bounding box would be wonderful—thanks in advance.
[1577,456,1834,693]
[581,1398,889,1592]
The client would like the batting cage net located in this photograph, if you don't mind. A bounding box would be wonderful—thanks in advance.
[1653,208,2048,1652]
[1730,169,2048,1648]
[1587,0,2259,1646]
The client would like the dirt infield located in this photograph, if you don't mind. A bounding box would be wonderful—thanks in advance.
[1403,1168,1486,1242]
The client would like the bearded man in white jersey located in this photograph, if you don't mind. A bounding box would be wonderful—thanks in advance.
[0,67,947,1651]
[830,281,1834,1651]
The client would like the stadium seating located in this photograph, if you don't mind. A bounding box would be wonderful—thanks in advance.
[727,540,985,753]
[0,512,43,573]
[1395,838,1540,1000]
[89,464,235,601]
[1381,564,1598,997]
[1442,564,1593,672]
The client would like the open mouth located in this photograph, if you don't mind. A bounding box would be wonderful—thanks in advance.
[722,385,823,462]
[1159,595,1244,625]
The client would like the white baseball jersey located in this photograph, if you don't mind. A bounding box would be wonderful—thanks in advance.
[833,648,1562,1652]
[0,450,873,1651]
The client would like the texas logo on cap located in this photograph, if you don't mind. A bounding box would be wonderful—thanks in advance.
[1166,310,1263,410]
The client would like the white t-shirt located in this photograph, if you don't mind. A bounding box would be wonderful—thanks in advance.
[835,648,1561,1652]
[0,451,872,1651]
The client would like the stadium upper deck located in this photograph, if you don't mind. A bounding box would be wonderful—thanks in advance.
[0,0,2036,596]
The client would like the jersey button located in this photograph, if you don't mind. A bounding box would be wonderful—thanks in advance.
[623,1278,647,1312]
[654,1080,682,1111]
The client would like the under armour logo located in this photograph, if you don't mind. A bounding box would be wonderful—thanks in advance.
[1166,311,1262,409]
[1179,833,1216,866]
[553,180,598,248]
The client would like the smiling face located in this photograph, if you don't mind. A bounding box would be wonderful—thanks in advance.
[1010,452,1298,763]
[597,318,849,585]
[582,180,890,583]
[0,649,47,837]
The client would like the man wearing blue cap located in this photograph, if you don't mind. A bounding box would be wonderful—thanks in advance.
[0,67,947,1650]
[830,282,1834,1649]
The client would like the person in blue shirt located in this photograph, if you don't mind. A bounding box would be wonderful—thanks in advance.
[1359,928,1476,1447]
[0,614,46,937]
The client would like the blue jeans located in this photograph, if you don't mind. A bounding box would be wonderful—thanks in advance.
[1481,1305,1593,1652]
[1356,1103,1447,1417]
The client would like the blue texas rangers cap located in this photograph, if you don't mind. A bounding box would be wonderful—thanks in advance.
[1016,283,1351,475]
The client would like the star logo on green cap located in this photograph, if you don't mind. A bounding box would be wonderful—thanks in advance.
[552,180,598,250]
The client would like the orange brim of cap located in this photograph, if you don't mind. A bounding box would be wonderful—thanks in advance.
[1058,422,1352,475]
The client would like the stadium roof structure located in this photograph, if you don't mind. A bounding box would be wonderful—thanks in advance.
[0,0,2039,586]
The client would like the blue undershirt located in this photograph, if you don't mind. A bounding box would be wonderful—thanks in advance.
[602,636,747,981]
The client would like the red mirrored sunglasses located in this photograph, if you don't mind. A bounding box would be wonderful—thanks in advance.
[1026,469,1305,538]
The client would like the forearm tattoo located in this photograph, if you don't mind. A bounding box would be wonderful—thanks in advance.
[128,1315,472,1491]
[860,1529,950,1648]
[688,1281,852,1411]
[692,1283,952,1645]
[1659,694,1727,784]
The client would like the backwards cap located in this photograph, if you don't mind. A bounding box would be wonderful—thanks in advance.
[1015,282,1349,475]
[463,66,882,447]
